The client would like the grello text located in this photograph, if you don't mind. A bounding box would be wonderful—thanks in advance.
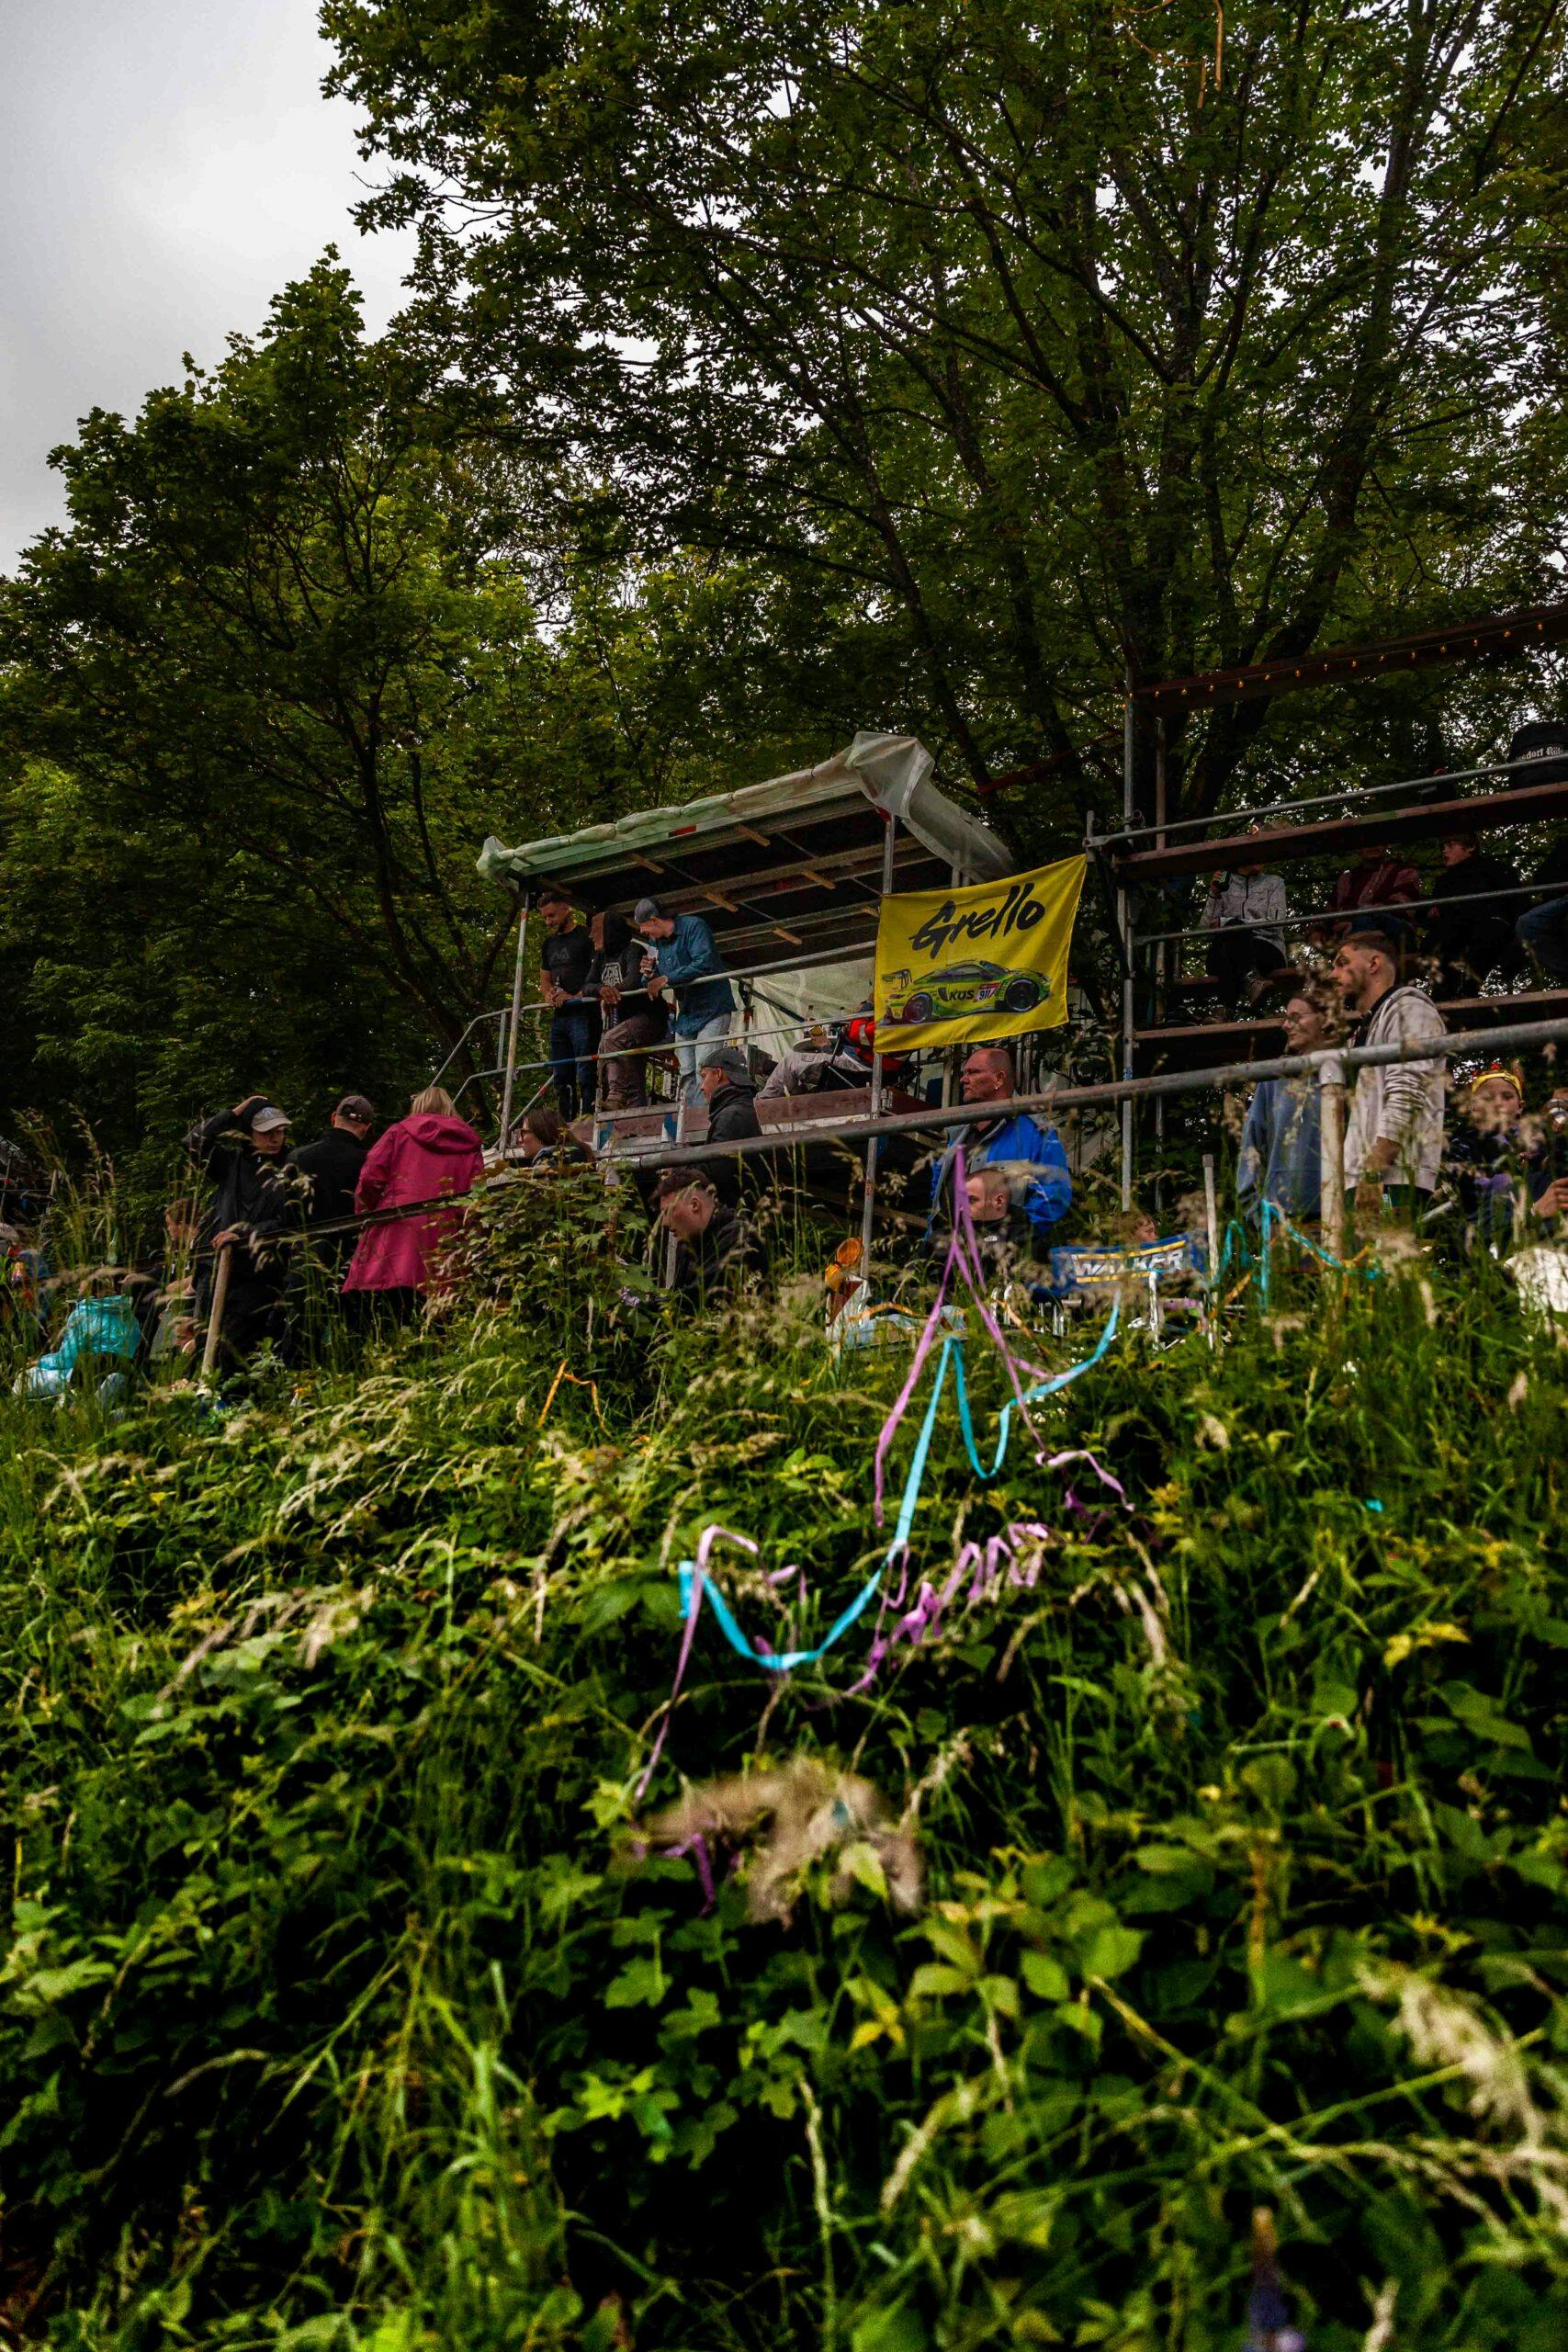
[908,878,1049,958]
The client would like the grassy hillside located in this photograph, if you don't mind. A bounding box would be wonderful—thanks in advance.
[3,1181,1567,2349]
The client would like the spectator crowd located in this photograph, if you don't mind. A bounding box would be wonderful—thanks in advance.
[8,801,1568,1396]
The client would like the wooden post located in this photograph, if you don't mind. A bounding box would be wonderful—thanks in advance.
[198,1242,231,1382]
[1319,1055,1347,1261]
[498,896,531,1155]
[1201,1153,1220,1286]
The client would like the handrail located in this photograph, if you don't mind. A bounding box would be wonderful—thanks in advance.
[1090,753,1550,852]
[1139,874,1564,953]
[610,1013,1568,1175]
[189,1012,1568,1261]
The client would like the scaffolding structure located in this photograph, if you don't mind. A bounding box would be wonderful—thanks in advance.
[1093,596,1568,1204]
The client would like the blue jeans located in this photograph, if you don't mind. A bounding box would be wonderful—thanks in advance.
[674,1012,731,1106]
[1517,897,1568,980]
[548,1005,601,1121]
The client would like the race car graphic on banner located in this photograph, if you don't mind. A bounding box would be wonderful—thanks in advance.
[874,854,1086,1051]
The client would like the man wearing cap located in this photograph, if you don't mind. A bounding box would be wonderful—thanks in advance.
[634,898,736,1106]
[291,1095,377,1272]
[183,1093,299,1363]
[696,1046,763,1207]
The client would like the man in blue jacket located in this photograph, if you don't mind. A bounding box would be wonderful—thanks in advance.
[635,897,737,1106]
[929,1046,1071,1250]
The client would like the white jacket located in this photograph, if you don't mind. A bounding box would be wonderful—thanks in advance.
[1200,871,1288,949]
[1344,983,1448,1192]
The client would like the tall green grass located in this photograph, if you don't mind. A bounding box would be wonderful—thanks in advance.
[3,1177,1567,2349]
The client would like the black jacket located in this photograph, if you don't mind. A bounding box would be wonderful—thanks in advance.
[185,1100,296,1302]
[291,1126,370,1266]
[1427,852,1521,949]
[673,1203,761,1306]
[704,1080,763,1206]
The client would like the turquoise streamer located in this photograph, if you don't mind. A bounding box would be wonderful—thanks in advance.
[676,1299,1121,1675]
[1218,1202,1381,1305]
[678,1553,889,1675]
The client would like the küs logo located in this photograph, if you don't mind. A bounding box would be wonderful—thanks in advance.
[908,877,1048,960]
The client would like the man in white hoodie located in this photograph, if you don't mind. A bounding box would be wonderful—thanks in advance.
[1331,915,1448,1222]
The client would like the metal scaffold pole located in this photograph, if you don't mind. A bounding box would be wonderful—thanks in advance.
[1120,686,1136,1209]
[858,810,898,1272]
[498,895,531,1153]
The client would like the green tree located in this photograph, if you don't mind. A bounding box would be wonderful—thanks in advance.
[2,261,535,1075]
[0,262,897,1167]
[327,0,1567,820]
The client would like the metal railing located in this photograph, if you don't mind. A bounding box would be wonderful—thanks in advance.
[1091,752,1560,853]
[184,1007,1568,1364]
[1138,874,1566,955]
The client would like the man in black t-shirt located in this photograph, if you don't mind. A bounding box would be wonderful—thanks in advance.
[537,887,600,1122]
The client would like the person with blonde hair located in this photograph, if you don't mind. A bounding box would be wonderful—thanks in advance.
[342,1085,484,1317]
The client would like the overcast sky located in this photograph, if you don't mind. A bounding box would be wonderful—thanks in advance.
[0,0,416,570]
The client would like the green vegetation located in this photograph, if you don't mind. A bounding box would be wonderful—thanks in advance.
[4,6,1568,2338]
[5,1189,1567,2347]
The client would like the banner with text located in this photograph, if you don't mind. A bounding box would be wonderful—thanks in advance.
[873,854,1085,1053]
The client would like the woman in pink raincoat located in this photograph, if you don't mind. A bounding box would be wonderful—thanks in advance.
[342,1087,484,1318]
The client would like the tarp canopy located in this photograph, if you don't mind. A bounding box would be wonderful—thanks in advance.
[477,732,1013,979]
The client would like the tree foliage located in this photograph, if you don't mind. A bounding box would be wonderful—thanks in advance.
[326,0,1568,817]
[0,265,844,1163]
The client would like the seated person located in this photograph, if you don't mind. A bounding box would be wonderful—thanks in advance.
[1235,987,1328,1223]
[928,1046,1071,1250]
[960,1161,1051,1278]
[16,1272,142,1400]
[1199,838,1290,1012]
[653,1170,763,1305]
[519,1104,592,1167]
[1425,829,1523,995]
[697,1045,761,1206]
[1516,836,1568,983]
[1330,842,1420,918]
[759,1009,879,1098]
[592,911,669,1112]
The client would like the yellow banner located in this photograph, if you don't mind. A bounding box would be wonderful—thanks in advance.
[874,855,1085,1052]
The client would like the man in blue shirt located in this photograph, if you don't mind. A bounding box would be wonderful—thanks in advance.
[634,897,737,1106]
[929,1045,1071,1250]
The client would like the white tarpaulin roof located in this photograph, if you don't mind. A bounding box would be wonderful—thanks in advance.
[477,732,1010,897]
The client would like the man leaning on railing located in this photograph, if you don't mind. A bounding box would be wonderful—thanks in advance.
[634,897,736,1108]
